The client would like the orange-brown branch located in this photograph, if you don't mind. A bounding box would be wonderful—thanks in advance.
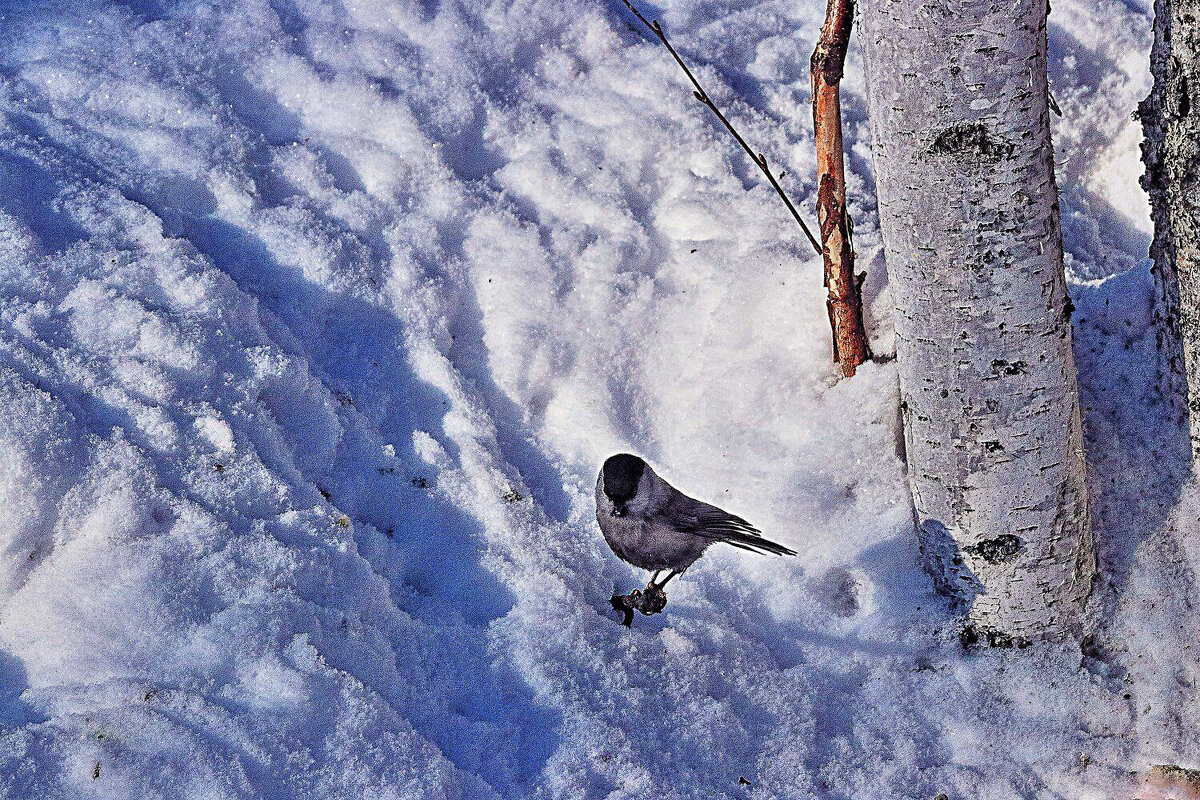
[812,0,871,377]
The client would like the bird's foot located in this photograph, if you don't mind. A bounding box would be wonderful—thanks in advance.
[610,590,641,627]
[610,583,670,626]
[640,583,667,615]
[609,585,669,625]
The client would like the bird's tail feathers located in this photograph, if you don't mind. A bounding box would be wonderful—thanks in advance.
[719,528,797,557]
[692,509,797,556]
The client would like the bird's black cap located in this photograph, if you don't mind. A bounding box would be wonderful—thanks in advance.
[602,453,645,503]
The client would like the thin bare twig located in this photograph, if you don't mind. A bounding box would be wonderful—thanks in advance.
[1048,89,1062,117]
[622,0,822,254]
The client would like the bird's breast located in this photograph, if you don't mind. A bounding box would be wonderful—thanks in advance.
[597,514,710,571]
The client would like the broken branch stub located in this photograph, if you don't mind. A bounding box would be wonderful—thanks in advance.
[811,0,872,377]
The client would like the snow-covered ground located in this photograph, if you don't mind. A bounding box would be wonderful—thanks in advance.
[0,0,1188,797]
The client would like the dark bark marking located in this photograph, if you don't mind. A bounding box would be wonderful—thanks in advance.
[960,623,1032,649]
[930,123,1015,162]
[965,533,1024,564]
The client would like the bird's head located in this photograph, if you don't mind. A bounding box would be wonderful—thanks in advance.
[601,453,646,517]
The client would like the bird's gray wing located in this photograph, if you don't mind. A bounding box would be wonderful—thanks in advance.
[661,493,796,556]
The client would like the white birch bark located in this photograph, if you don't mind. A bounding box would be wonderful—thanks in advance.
[859,0,1095,643]
[1141,0,1200,454]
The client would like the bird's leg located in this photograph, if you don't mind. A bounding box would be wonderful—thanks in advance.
[639,570,674,616]
[645,569,677,591]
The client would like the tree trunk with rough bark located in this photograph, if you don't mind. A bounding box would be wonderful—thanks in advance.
[1141,0,1200,456]
[859,0,1095,643]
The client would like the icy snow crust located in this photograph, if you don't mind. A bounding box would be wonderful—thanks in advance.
[0,0,1187,797]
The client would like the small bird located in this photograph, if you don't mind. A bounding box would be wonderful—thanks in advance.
[596,453,796,624]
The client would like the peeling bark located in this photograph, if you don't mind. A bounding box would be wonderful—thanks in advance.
[859,0,1094,641]
[1141,0,1200,455]
[812,0,872,376]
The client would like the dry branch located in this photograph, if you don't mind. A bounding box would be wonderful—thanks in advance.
[622,0,821,254]
[811,0,872,376]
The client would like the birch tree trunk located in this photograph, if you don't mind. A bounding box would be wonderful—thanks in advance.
[1141,0,1200,454]
[859,0,1095,643]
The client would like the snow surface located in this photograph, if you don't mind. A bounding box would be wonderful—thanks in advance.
[0,0,1189,797]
